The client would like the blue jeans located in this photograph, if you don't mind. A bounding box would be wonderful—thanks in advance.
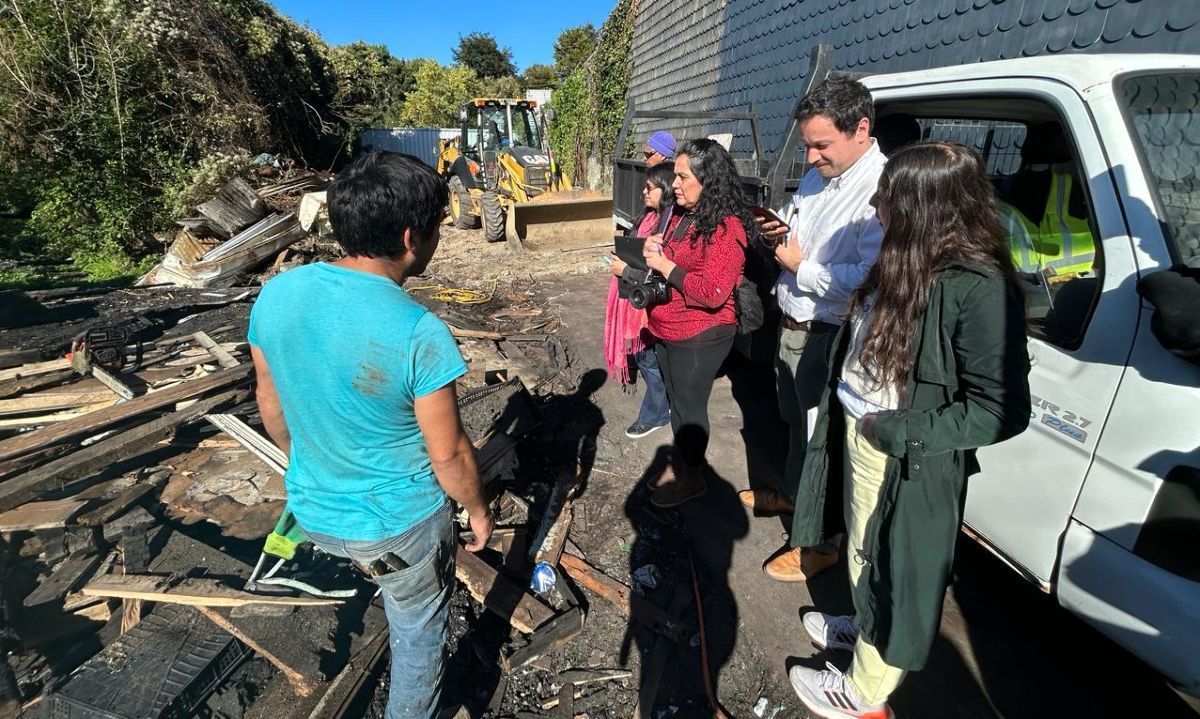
[633,346,670,427]
[304,502,455,719]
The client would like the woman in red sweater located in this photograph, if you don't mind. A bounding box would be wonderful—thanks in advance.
[642,138,749,507]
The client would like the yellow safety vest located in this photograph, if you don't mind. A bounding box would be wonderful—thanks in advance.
[1000,171,1095,277]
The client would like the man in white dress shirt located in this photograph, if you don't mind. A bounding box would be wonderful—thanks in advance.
[744,77,888,582]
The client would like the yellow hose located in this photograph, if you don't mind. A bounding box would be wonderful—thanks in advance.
[407,281,495,305]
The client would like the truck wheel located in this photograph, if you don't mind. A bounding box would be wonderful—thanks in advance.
[447,177,479,229]
[481,191,506,243]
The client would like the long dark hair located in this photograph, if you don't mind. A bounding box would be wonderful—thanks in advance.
[639,162,676,226]
[851,140,1017,391]
[676,138,753,244]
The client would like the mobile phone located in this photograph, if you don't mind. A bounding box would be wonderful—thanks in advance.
[750,206,790,227]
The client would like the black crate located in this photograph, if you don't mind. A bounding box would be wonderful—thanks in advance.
[49,604,251,719]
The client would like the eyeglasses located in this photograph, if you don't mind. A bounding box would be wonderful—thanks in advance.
[643,150,658,159]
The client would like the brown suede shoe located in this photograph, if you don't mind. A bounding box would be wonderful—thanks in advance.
[762,545,840,582]
[738,488,796,515]
[651,466,707,508]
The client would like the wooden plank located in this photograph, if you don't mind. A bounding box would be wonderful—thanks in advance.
[502,606,584,671]
[0,402,116,429]
[23,551,105,607]
[454,545,555,634]
[0,363,252,465]
[206,414,286,474]
[195,606,319,697]
[0,358,71,383]
[448,325,504,341]
[0,498,86,532]
[75,470,170,527]
[0,368,78,400]
[307,616,390,719]
[0,390,117,416]
[0,388,249,513]
[81,575,343,607]
[91,366,134,400]
[558,553,686,642]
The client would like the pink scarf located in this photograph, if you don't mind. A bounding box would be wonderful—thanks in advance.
[603,212,659,385]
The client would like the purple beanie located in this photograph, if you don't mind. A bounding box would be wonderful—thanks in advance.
[645,130,676,159]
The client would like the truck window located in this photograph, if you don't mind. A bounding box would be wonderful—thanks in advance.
[1120,72,1200,268]
[892,111,1102,349]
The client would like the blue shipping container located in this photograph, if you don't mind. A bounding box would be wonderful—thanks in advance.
[359,127,441,168]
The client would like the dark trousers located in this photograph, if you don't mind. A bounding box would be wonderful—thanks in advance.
[655,325,736,467]
[633,346,670,427]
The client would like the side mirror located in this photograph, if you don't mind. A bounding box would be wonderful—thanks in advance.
[544,106,557,123]
[1138,266,1200,365]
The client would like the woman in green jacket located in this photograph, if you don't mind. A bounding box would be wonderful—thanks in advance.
[786,141,1031,719]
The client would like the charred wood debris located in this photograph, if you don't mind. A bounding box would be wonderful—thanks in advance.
[0,172,680,719]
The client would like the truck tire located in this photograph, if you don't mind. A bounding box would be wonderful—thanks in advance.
[481,191,506,243]
[447,177,479,229]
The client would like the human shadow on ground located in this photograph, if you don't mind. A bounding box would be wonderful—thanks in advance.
[621,445,749,718]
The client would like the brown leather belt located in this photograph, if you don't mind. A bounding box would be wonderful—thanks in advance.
[781,317,836,332]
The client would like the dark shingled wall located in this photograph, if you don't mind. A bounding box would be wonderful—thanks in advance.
[627,0,1200,160]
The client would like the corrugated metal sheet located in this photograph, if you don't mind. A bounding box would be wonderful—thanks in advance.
[627,0,1200,161]
[359,127,441,167]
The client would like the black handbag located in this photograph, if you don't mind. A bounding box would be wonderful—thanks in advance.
[735,276,764,334]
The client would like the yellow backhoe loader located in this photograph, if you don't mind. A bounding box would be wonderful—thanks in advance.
[436,98,612,250]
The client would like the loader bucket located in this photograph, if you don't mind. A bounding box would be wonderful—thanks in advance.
[504,190,614,252]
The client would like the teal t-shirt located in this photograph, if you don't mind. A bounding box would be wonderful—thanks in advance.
[247,263,467,540]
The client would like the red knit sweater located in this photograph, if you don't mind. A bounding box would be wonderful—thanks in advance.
[646,214,746,342]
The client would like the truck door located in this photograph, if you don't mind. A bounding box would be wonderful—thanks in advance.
[1053,71,1200,696]
[870,78,1140,588]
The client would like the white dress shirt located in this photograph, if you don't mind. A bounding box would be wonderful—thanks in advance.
[773,140,887,325]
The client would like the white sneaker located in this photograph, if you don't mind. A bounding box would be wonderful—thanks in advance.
[788,662,895,719]
[803,612,860,652]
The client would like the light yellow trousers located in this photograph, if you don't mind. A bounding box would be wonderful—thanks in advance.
[844,412,907,705]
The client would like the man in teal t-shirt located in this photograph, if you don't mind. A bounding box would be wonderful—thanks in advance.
[249,152,493,719]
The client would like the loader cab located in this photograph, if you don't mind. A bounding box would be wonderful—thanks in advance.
[459,99,546,188]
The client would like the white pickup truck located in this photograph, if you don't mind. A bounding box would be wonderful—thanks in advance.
[613,51,1199,698]
[860,54,1200,698]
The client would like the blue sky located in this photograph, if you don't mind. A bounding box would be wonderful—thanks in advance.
[269,1,616,70]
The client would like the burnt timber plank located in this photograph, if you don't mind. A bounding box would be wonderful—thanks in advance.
[0,362,252,465]
[454,545,555,634]
[0,388,248,512]
[23,551,106,608]
[75,470,170,527]
[0,498,87,532]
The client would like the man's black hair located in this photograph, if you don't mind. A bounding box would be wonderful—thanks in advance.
[796,77,875,136]
[327,151,449,259]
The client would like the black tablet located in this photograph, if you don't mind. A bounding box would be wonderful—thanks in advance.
[614,235,649,271]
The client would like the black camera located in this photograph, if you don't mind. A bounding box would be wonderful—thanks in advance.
[618,268,671,309]
[628,274,671,309]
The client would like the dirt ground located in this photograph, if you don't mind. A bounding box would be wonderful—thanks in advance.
[425,225,610,287]
[9,223,1195,719]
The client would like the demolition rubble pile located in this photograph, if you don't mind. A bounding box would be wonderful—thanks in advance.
[0,171,690,719]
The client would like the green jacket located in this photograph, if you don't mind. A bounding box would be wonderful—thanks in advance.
[790,264,1031,670]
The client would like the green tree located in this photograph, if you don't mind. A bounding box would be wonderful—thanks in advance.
[329,42,416,132]
[521,63,557,89]
[400,60,478,127]
[0,0,348,276]
[477,75,524,99]
[452,32,516,79]
[553,24,597,77]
